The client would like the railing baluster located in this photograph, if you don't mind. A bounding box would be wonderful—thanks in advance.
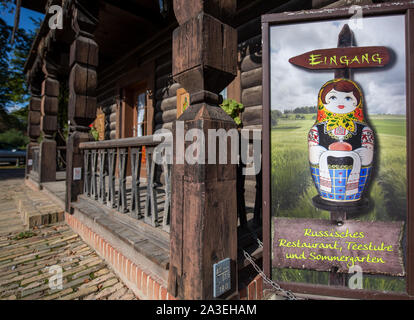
[162,153,171,232]
[83,149,91,196]
[91,149,98,200]
[98,149,107,204]
[78,135,173,229]
[145,147,158,227]
[107,148,116,208]
[117,148,128,213]
[130,147,142,219]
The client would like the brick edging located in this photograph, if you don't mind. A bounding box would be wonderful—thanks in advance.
[239,275,264,300]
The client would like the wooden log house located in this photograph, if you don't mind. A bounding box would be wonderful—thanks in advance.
[21,0,388,300]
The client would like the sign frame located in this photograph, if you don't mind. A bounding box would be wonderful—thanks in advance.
[262,2,414,300]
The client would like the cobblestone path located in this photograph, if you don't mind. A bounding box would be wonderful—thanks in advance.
[0,169,26,235]
[0,169,138,300]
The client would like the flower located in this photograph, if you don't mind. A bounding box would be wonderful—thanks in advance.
[317,108,327,121]
[354,108,363,121]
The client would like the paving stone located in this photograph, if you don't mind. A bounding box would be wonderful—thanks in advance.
[120,292,136,300]
[0,172,137,300]
[107,287,127,300]
[79,272,115,289]
[93,282,124,300]
[101,278,119,289]
[60,285,99,300]
[0,270,40,287]
[41,288,73,300]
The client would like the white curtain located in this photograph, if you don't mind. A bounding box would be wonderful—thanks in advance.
[137,93,146,137]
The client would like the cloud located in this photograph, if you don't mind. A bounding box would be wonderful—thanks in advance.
[270,15,406,115]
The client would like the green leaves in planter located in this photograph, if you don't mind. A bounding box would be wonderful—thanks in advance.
[220,99,244,126]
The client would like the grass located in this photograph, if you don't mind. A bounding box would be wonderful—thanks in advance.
[270,114,407,292]
[13,231,36,241]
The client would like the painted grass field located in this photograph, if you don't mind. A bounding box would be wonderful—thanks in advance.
[270,114,407,292]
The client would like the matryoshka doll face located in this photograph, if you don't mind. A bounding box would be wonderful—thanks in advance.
[324,89,358,114]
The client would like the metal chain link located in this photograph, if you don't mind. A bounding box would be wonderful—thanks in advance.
[242,231,299,300]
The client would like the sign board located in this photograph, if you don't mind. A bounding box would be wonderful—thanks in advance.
[213,258,231,297]
[273,218,405,276]
[176,88,190,118]
[73,167,82,181]
[289,46,390,70]
[262,3,414,298]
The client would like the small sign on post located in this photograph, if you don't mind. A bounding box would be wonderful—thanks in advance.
[213,258,231,298]
[73,167,82,181]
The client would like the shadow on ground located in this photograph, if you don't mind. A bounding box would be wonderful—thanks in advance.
[0,168,25,180]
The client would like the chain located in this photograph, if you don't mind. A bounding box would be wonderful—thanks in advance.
[242,231,299,300]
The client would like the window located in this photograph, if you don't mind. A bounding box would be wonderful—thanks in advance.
[220,87,228,100]
[136,92,146,137]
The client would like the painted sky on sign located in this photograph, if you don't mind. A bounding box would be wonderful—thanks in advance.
[270,15,406,115]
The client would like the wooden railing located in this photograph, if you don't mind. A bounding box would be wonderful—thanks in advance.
[79,135,171,232]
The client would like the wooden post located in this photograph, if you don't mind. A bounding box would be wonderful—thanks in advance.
[168,0,238,300]
[26,84,42,177]
[65,0,99,213]
[39,58,59,183]
[329,23,354,287]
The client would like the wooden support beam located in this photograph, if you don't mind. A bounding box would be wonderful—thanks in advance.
[65,0,99,213]
[39,58,59,183]
[26,82,42,177]
[168,0,238,300]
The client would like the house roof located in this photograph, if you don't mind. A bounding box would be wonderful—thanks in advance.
[21,0,48,13]
[22,0,177,76]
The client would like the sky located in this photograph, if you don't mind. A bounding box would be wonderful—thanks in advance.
[270,15,406,115]
[0,5,44,32]
[0,5,44,110]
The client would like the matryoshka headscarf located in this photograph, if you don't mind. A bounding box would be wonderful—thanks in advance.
[315,78,366,133]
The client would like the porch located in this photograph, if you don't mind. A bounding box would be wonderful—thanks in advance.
[25,132,263,299]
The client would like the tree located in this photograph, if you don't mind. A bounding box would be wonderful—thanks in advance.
[0,0,42,149]
[271,109,282,127]
[0,18,12,130]
[0,13,41,134]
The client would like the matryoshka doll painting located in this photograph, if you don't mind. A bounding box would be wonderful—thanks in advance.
[308,78,374,210]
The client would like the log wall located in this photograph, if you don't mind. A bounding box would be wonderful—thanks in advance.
[154,54,181,133]
[94,0,359,205]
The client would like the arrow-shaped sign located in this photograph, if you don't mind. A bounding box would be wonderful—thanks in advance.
[289,46,390,70]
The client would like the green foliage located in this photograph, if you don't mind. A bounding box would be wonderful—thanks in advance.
[291,106,317,114]
[13,231,36,241]
[90,126,99,141]
[0,13,40,139]
[0,128,29,148]
[220,99,244,126]
[273,267,329,285]
[271,110,282,127]
[0,18,12,114]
